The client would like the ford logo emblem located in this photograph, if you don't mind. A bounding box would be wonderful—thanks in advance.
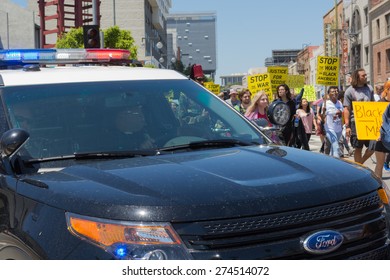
[302,230,343,254]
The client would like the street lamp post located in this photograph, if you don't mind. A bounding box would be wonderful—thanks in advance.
[159,56,176,69]
[142,37,163,66]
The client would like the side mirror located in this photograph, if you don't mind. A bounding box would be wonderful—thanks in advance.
[267,100,290,126]
[0,129,30,157]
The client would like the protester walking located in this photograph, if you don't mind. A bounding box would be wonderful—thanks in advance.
[296,98,316,150]
[315,92,330,154]
[325,87,343,158]
[275,84,296,146]
[225,88,241,108]
[374,80,390,178]
[337,90,353,157]
[235,89,251,114]
[343,68,375,164]
[245,91,271,125]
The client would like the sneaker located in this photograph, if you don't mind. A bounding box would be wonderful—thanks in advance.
[384,162,390,171]
[348,149,354,156]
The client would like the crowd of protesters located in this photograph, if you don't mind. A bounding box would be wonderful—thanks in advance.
[191,64,390,179]
[219,84,312,150]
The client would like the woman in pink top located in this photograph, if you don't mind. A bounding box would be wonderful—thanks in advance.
[245,91,281,143]
[296,98,316,150]
[245,91,271,126]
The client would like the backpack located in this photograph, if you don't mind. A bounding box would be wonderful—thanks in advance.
[380,103,390,150]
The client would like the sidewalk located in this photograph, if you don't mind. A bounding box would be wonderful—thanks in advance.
[308,134,390,186]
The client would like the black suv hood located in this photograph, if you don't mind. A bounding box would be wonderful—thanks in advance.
[17,146,380,222]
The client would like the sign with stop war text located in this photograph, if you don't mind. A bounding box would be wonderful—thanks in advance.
[247,73,273,101]
[203,82,220,95]
[316,56,339,86]
[268,66,288,97]
[353,101,389,140]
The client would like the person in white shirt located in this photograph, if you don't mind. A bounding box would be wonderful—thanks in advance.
[325,87,343,158]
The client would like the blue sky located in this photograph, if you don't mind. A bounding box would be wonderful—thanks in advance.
[11,0,335,82]
[171,0,335,80]
[11,0,27,7]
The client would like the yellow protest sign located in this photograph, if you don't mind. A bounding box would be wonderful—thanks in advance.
[268,66,288,97]
[203,82,220,95]
[247,73,273,101]
[353,101,389,140]
[316,56,339,86]
[287,75,305,89]
[294,85,316,102]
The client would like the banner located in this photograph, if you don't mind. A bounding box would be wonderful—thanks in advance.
[294,85,316,102]
[247,73,273,101]
[316,56,339,86]
[352,101,388,140]
[286,75,305,89]
[268,66,288,97]
[203,82,220,95]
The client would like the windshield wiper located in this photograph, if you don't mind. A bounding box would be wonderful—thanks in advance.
[157,139,255,153]
[24,140,256,163]
[25,150,156,164]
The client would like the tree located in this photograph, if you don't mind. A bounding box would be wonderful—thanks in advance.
[56,26,137,59]
[56,28,84,49]
[103,26,137,59]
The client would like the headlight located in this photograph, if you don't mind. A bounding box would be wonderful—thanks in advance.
[66,213,192,260]
[267,100,290,126]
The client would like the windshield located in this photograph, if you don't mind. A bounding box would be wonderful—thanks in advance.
[3,79,268,160]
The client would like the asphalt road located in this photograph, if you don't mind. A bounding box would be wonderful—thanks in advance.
[308,133,390,186]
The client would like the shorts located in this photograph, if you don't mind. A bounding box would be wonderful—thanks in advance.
[350,133,371,149]
[375,140,390,153]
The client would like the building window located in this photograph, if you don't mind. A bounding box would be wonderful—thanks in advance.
[365,46,369,65]
[352,10,361,34]
[364,7,368,25]
[386,49,390,72]
[377,52,381,74]
[377,19,380,40]
[386,13,390,36]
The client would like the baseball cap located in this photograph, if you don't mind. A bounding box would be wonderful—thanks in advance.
[229,89,238,95]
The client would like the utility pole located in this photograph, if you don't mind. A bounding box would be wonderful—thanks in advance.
[92,0,98,25]
[91,0,103,48]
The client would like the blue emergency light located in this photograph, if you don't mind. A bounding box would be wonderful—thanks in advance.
[0,48,131,67]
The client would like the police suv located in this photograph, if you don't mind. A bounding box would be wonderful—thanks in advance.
[0,48,389,260]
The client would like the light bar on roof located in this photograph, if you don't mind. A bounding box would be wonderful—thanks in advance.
[0,49,131,65]
[85,49,131,60]
[0,49,56,62]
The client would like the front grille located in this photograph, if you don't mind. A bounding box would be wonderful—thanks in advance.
[173,191,389,259]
